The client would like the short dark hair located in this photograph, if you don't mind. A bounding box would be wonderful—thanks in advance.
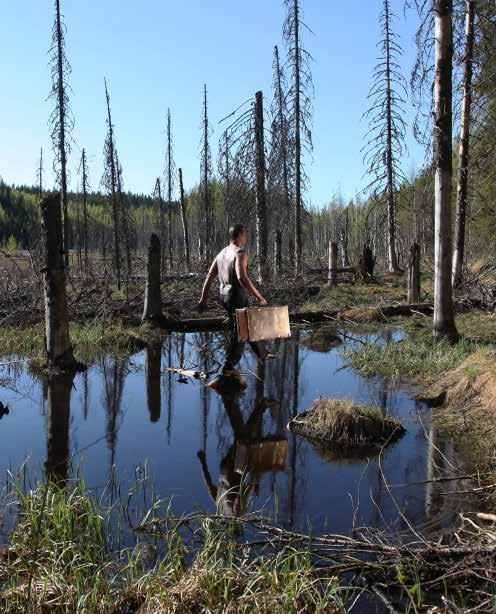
[229,224,247,241]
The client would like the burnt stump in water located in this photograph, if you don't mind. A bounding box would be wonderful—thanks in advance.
[288,399,405,451]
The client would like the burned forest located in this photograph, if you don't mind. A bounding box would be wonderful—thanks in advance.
[0,0,495,612]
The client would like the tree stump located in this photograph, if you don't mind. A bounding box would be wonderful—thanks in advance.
[40,193,79,371]
[328,240,338,287]
[142,234,163,323]
[408,242,421,303]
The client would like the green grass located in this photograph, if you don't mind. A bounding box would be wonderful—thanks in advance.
[0,478,344,613]
[343,335,474,382]
[0,321,163,362]
[342,310,496,383]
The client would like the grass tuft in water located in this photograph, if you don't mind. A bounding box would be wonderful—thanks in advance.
[288,398,404,448]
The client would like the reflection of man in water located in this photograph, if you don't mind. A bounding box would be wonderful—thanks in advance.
[198,224,267,376]
[197,387,268,517]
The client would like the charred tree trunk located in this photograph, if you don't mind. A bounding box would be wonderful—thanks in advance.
[166,109,174,272]
[288,235,295,269]
[384,0,399,273]
[40,193,78,370]
[142,233,163,323]
[254,91,268,284]
[38,147,44,199]
[202,84,212,262]
[81,148,89,274]
[359,243,376,280]
[155,177,166,278]
[407,242,421,303]
[54,0,69,270]
[340,208,349,267]
[116,160,132,287]
[293,0,302,277]
[104,79,121,290]
[433,0,458,342]
[179,168,190,272]
[274,229,282,275]
[328,240,338,287]
[274,45,291,228]
[452,0,475,288]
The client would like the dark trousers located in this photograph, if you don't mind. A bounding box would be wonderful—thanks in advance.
[221,294,266,372]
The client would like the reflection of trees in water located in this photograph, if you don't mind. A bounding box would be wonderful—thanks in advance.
[146,346,162,423]
[163,336,173,442]
[258,329,307,527]
[100,356,128,470]
[45,373,74,484]
[365,376,401,416]
[82,369,89,420]
[422,420,474,535]
[287,330,309,529]
[192,332,216,450]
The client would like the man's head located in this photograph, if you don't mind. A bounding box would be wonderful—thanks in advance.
[229,224,247,247]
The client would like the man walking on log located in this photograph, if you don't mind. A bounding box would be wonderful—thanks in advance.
[198,224,267,375]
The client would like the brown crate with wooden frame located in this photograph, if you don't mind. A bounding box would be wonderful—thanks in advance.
[236,305,291,342]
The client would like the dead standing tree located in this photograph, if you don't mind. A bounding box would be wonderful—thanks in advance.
[268,45,294,261]
[433,0,459,341]
[49,0,74,270]
[254,91,268,283]
[200,84,213,263]
[408,241,421,302]
[452,0,476,287]
[362,0,407,273]
[38,148,44,199]
[77,148,89,274]
[40,193,80,371]
[154,177,166,276]
[217,127,235,233]
[165,108,176,271]
[219,93,268,283]
[115,151,132,285]
[102,78,122,290]
[283,0,313,276]
[142,233,163,324]
[178,168,191,272]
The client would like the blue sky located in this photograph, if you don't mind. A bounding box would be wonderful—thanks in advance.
[1,0,425,206]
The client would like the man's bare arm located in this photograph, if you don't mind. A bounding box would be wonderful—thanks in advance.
[235,252,267,305]
[198,258,218,311]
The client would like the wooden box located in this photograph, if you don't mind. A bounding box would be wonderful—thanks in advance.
[236,305,291,342]
[235,439,288,475]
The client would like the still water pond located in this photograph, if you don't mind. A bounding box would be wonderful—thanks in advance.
[0,327,475,537]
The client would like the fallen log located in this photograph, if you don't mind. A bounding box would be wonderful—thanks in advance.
[161,303,435,331]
